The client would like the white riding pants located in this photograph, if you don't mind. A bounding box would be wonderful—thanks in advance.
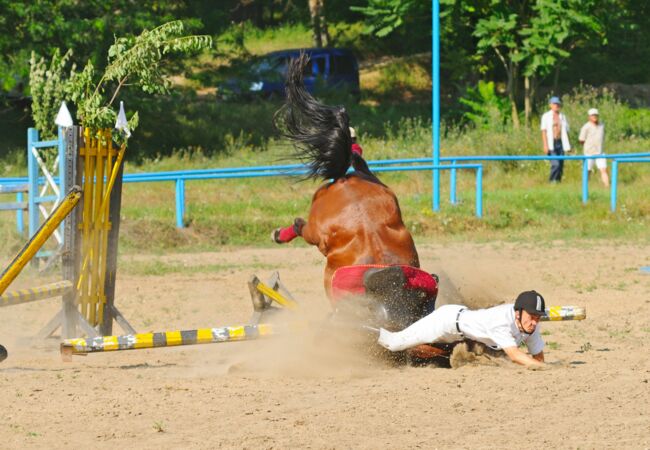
[378,304,465,352]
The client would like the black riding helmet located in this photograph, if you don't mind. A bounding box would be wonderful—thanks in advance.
[514,290,546,316]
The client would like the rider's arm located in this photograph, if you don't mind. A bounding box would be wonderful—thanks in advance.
[503,346,545,368]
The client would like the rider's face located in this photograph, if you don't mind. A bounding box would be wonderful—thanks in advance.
[518,310,541,334]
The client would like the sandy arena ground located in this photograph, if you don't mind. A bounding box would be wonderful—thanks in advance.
[1,241,649,449]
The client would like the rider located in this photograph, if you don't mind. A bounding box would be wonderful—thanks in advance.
[377,290,547,368]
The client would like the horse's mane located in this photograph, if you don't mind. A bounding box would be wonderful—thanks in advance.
[274,53,381,184]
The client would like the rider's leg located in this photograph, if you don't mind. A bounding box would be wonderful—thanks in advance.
[378,304,463,352]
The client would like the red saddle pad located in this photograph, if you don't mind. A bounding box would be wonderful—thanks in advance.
[330,264,438,306]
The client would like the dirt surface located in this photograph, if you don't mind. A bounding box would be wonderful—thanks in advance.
[1,242,649,449]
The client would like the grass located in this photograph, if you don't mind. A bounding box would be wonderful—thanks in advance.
[1,122,649,254]
[1,49,650,255]
[242,23,312,55]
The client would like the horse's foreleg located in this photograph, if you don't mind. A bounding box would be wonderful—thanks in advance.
[272,218,306,244]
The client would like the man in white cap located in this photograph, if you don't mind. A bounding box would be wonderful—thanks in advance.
[378,290,547,369]
[540,96,571,182]
[579,108,609,187]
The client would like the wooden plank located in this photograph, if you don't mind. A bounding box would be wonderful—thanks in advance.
[0,280,72,307]
[61,323,278,356]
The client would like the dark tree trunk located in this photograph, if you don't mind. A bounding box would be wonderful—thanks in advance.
[309,0,328,47]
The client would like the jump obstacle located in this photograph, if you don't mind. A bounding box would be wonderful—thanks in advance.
[60,271,586,359]
[0,183,28,235]
[2,129,591,361]
[61,273,295,359]
[0,126,134,340]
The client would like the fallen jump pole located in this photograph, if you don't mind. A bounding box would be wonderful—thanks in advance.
[541,306,586,322]
[0,186,82,295]
[61,323,278,360]
[0,280,72,307]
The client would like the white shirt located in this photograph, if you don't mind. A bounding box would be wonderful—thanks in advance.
[458,304,545,355]
[540,110,571,151]
[579,121,605,155]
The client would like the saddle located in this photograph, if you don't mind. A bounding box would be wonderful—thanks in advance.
[331,265,438,329]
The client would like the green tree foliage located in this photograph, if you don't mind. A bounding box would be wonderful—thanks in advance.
[518,0,602,124]
[473,0,601,127]
[29,49,73,139]
[459,80,509,130]
[0,1,195,97]
[29,21,211,138]
[473,6,521,126]
[350,0,431,55]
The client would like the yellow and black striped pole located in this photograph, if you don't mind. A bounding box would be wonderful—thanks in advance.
[61,323,278,359]
[0,186,82,295]
[541,306,586,321]
[0,280,73,308]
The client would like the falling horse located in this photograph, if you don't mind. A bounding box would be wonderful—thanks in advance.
[272,55,439,336]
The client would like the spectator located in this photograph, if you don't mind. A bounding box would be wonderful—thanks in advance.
[540,97,571,182]
[579,108,609,187]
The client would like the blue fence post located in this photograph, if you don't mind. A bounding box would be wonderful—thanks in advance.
[450,160,457,205]
[581,158,589,204]
[476,166,483,218]
[610,160,618,212]
[175,178,185,228]
[27,128,39,237]
[16,191,24,234]
[431,0,441,212]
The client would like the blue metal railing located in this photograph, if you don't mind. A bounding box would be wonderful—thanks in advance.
[3,152,650,230]
[610,158,650,212]
[163,163,483,227]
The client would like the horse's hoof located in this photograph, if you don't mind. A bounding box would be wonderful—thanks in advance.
[271,229,281,244]
[0,345,7,363]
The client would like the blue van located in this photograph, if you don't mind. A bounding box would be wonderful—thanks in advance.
[220,48,360,100]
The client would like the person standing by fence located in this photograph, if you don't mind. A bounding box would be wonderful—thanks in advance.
[579,108,609,187]
[541,97,571,182]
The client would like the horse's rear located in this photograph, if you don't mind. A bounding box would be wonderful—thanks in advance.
[301,175,419,296]
[273,54,437,332]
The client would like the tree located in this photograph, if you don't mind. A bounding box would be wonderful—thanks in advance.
[474,0,602,127]
[519,0,602,125]
[29,21,212,138]
[0,1,205,99]
[351,0,429,37]
[309,0,330,47]
[474,8,522,127]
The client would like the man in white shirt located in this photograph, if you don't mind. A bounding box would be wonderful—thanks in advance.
[378,291,546,368]
[540,97,571,182]
[579,108,609,187]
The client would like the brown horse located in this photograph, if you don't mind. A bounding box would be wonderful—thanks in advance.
[272,54,422,300]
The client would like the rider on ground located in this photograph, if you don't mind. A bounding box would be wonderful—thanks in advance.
[377,290,547,368]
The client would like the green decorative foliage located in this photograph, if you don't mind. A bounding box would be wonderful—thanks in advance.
[28,49,73,140]
[29,20,211,139]
[68,20,211,132]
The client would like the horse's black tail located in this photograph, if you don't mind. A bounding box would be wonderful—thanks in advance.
[274,53,378,182]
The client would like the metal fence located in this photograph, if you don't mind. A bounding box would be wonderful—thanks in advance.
[2,152,650,230]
